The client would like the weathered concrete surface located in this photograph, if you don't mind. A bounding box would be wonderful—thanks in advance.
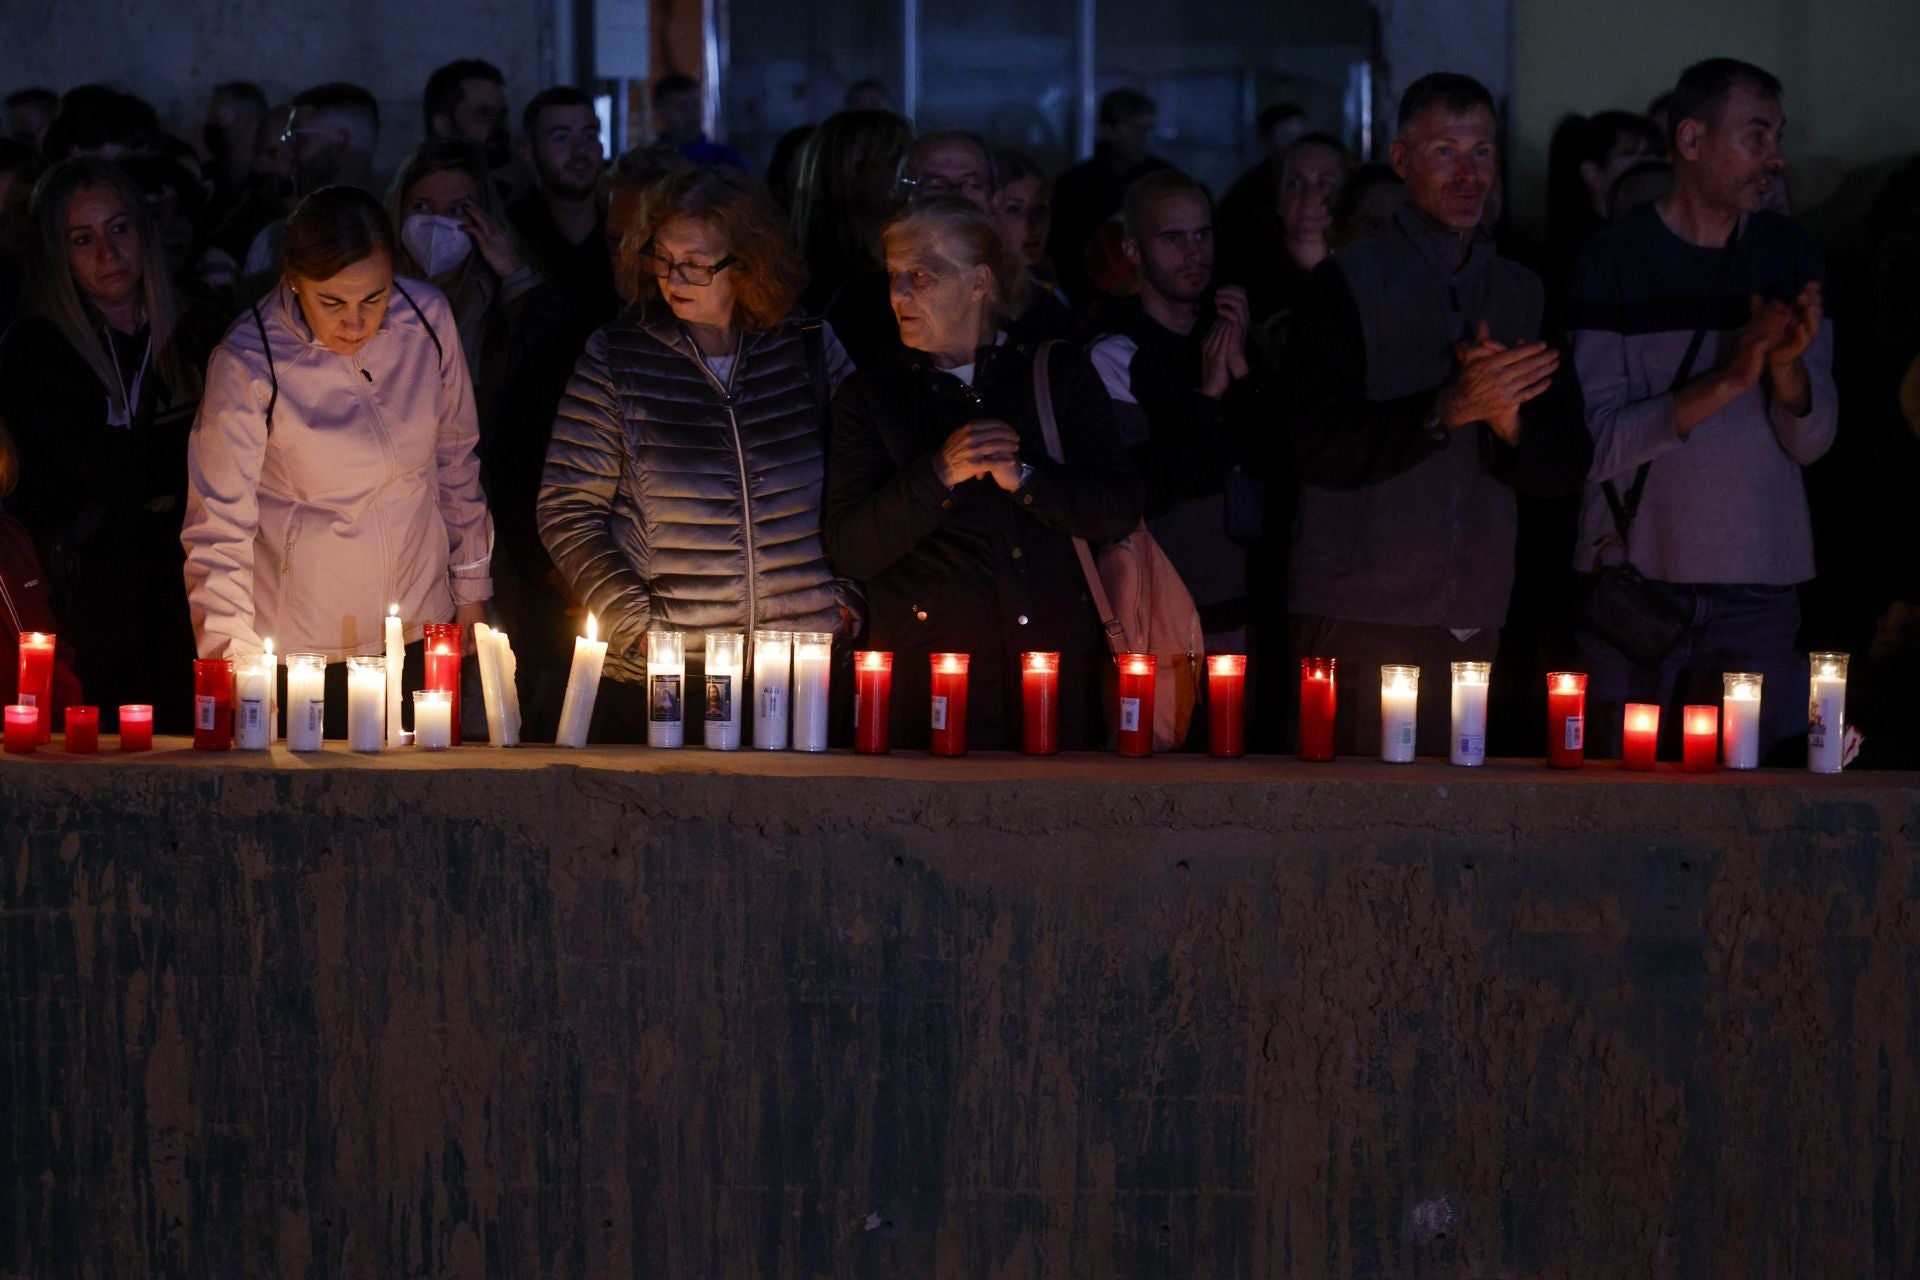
[4,744,1918,1278]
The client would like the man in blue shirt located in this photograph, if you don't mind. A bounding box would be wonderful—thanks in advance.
[653,74,748,171]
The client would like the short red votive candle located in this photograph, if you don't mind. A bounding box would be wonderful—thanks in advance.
[1546,672,1587,769]
[193,657,235,751]
[1117,653,1156,757]
[929,653,969,757]
[5,704,37,754]
[1683,704,1719,773]
[422,622,462,746]
[1621,702,1659,771]
[1299,656,1337,762]
[118,704,153,752]
[1021,652,1060,755]
[63,705,99,754]
[853,650,892,754]
[17,630,55,742]
[1208,653,1247,758]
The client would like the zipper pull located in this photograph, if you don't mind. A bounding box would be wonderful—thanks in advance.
[361,367,373,383]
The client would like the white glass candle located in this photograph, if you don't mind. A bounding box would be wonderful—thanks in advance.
[235,649,275,750]
[704,631,744,750]
[646,629,686,749]
[347,655,385,752]
[1450,661,1490,767]
[1722,672,1763,770]
[752,629,793,750]
[286,653,327,751]
[413,689,452,751]
[555,613,609,748]
[1807,652,1848,774]
[792,631,832,752]
[1380,664,1419,764]
[384,604,406,748]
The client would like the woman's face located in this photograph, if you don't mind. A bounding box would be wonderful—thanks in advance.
[651,215,737,332]
[64,184,143,313]
[290,250,395,356]
[885,226,991,357]
[405,167,479,221]
[1280,144,1345,244]
[990,176,1049,268]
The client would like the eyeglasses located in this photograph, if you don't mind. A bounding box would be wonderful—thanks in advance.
[899,174,990,201]
[278,125,327,145]
[638,252,738,286]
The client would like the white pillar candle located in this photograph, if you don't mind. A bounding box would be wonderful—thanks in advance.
[1807,651,1848,774]
[791,631,832,752]
[347,655,385,752]
[413,689,452,750]
[1722,672,1763,770]
[704,631,744,750]
[752,629,793,750]
[646,629,686,749]
[286,653,327,751]
[555,613,609,749]
[384,604,406,748]
[1450,661,1491,767]
[1380,664,1419,764]
[474,622,506,744]
[235,648,275,750]
[496,630,523,745]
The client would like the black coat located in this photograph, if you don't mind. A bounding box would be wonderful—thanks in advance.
[823,337,1142,750]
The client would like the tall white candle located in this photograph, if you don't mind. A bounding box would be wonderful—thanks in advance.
[1450,661,1490,767]
[752,630,793,750]
[704,631,744,750]
[286,653,327,751]
[1722,672,1763,770]
[1380,665,1419,764]
[555,613,609,748]
[496,630,523,745]
[384,604,406,747]
[347,655,385,752]
[792,631,832,752]
[413,689,452,750]
[1807,652,1848,774]
[646,629,686,749]
[235,647,275,750]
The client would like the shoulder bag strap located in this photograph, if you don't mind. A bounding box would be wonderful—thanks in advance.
[1032,339,1127,655]
[250,301,278,434]
[393,281,445,364]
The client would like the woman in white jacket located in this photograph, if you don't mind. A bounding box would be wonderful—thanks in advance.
[182,185,493,730]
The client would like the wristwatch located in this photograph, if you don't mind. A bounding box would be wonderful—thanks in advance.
[1013,461,1037,490]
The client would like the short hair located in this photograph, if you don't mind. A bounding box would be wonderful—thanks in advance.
[1396,72,1496,134]
[1257,102,1307,137]
[1283,131,1350,171]
[423,59,503,133]
[904,130,996,188]
[283,184,395,281]
[882,194,1028,322]
[522,86,595,142]
[213,81,268,114]
[292,82,379,153]
[992,149,1047,192]
[1098,88,1155,130]
[1668,58,1783,144]
[624,165,806,331]
[1121,168,1210,244]
[651,73,699,107]
[41,85,160,160]
[4,88,57,111]
[789,108,914,279]
[608,143,690,194]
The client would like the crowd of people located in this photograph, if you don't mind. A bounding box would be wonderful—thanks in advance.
[0,52,1916,762]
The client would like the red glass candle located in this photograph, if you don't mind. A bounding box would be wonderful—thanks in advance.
[1683,704,1719,773]
[422,621,462,746]
[193,657,235,751]
[4,704,36,754]
[1208,653,1247,758]
[1298,656,1337,762]
[1621,702,1659,771]
[853,650,892,754]
[1546,671,1587,769]
[64,705,99,754]
[1021,651,1060,755]
[118,704,154,752]
[1117,653,1156,757]
[17,630,54,742]
[929,653,969,757]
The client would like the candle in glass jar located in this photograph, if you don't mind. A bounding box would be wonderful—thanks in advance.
[413,689,453,750]
[1380,665,1419,764]
[1807,652,1848,774]
[853,650,893,754]
[1021,651,1060,755]
[555,614,609,749]
[704,632,744,750]
[1621,702,1659,771]
[286,653,327,751]
[4,704,35,753]
[235,648,275,749]
[929,653,969,757]
[16,631,54,742]
[64,705,99,754]
[1117,653,1156,757]
[1683,704,1719,773]
[422,622,462,746]
[1207,653,1247,759]
[1545,672,1586,769]
[1722,673,1762,770]
[1299,657,1337,762]
[645,629,686,749]
[118,704,153,752]
[346,655,386,752]
[1450,661,1490,766]
[193,657,234,751]
[792,632,832,752]
[752,630,793,750]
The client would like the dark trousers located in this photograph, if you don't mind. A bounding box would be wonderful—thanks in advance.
[1289,614,1501,758]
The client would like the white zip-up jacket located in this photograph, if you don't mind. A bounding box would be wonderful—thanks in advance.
[182,278,493,661]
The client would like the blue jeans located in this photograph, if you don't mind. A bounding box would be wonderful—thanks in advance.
[1576,582,1804,761]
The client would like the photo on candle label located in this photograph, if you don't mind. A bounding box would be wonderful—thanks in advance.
[706,674,732,722]
[651,674,682,722]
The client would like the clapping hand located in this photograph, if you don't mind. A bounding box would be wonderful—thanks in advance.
[1200,286,1252,396]
[936,419,1023,490]
[1442,321,1559,444]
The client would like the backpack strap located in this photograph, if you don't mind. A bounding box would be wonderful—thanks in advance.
[393,280,444,365]
[250,300,278,434]
[1032,339,1126,655]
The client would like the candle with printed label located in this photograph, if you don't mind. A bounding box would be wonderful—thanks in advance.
[853,650,893,754]
[792,633,832,752]
[1722,673,1762,770]
[63,705,98,753]
[193,657,234,751]
[1207,653,1247,758]
[1021,651,1060,755]
[1807,652,1848,774]
[1450,661,1490,766]
[1545,672,1586,769]
[645,630,686,749]
[1380,665,1419,764]
[4,704,35,753]
[1683,704,1719,773]
[1117,653,1156,757]
[347,656,385,751]
[1299,657,1337,762]
[16,631,54,742]
[704,632,744,750]
[929,653,969,756]
[422,622,461,746]
[1621,703,1659,771]
[555,614,609,749]
[235,646,274,749]
[413,689,452,750]
[752,630,793,750]
[118,704,152,752]
[286,654,326,751]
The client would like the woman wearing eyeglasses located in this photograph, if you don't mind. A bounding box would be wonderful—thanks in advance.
[538,165,861,741]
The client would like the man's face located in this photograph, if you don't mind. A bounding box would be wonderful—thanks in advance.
[655,89,703,147]
[1391,104,1496,231]
[286,108,351,195]
[908,139,993,209]
[451,78,511,164]
[1676,84,1784,215]
[1126,191,1213,305]
[526,104,604,198]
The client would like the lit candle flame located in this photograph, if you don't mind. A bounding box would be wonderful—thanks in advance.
[263,637,274,659]
[389,603,399,618]
[1556,674,1578,694]
[938,654,962,674]
[586,612,598,643]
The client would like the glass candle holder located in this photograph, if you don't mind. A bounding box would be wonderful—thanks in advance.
[704,632,745,750]
[1380,665,1419,764]
[1682,704,1719,773]
[791,633,833,752]
[853,650,893,754]
[929,653,969,757]
[193,657,235,751]
[346,655,386,751]
[1621,703,1660,771]
[1299,657,1337,762]
[1808,652,1849,774]
[413,688,453,750]
[1021,651,1060,755]
[1117,653,1156,757]
[285,654,327,751]
[1450,661,1490,766]
[118,704,153,752]
[422,622,462,746]
[235,651,275,750]
[1722,672,1762,770]
[1207,654,1247,759]
[646,629,687,749]
[751,630,794,750]
[5,704,38,754]
[16,631,54,742]
[1545,672,1586,769]
[64,705,99,754]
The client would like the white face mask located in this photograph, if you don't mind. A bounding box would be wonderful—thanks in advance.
[400,213,473,279]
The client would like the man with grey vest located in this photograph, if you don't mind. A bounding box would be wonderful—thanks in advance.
[1281,73,1590,757]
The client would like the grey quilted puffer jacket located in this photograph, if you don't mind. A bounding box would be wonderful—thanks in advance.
[538,304,861,680]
